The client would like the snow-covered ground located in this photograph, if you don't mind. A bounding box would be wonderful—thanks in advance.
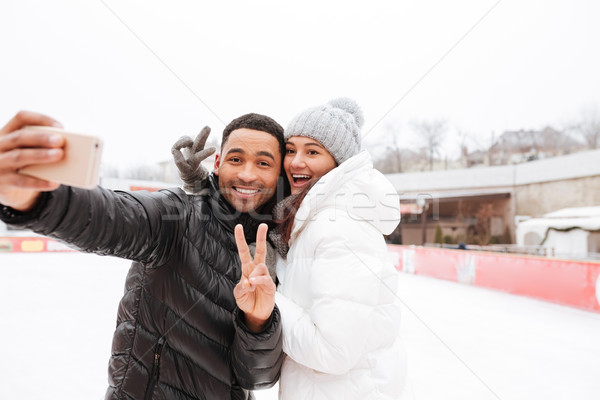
[1,252,599,399]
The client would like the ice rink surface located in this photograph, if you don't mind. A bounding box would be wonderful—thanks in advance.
[1,252,599,400]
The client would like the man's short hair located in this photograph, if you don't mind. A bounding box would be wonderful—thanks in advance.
[221,113,285,159]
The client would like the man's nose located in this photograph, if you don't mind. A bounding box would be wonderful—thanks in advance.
[238,164,257,182]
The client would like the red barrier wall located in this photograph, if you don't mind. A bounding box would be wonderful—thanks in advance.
[387,245,600,313]
[0,237,76,253]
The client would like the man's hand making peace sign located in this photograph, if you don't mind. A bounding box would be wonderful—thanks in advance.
[234,223,276,333]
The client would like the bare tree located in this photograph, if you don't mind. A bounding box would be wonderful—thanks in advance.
[383,120,403,173]
[465,130,496,166]
[372,148,400,174]
[455,127,473,168]
[573,105,600,149]
[370,119,404,173]
[410,118,448,170]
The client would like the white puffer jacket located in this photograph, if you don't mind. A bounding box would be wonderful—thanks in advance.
[275,151,406,399]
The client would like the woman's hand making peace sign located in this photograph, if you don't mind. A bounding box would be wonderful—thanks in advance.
[233,223,276,333]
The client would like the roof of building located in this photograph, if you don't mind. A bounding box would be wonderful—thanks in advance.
[517,206,600,231]
[385,149,600,193]
[545,207,600,218]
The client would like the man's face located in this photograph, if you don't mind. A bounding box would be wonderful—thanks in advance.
[214,128,281,213]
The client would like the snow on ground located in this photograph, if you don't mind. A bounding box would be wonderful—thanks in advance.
[395,271,600,400]
[1,252,599,399]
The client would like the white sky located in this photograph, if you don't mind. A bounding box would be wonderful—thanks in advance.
[1,0,599,167]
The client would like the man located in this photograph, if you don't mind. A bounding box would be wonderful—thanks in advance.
[0,111,284,399]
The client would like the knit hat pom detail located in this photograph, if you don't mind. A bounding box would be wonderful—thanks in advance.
[327,97,364,129]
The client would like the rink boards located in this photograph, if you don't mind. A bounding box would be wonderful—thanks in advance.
[0,236,76,253]
[389,244,600,313]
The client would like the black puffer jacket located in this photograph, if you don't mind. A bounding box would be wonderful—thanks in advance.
[0,175,283,400]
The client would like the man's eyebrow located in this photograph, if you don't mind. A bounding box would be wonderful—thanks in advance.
[256,151,275,161]
[226,147,246,155]
[226,147,275,161]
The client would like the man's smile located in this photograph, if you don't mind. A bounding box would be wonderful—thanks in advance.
[233,186,260,196]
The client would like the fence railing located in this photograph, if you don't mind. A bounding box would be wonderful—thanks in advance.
[426,243,600,261]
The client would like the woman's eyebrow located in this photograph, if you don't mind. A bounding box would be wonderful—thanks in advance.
[286,141,324,149]
[305,142,325,149]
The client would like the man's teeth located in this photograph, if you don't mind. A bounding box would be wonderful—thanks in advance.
[235,188,259,194]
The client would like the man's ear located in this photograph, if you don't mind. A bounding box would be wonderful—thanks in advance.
[213,154,221,176]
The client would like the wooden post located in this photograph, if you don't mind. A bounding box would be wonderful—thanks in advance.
[421,202,429,245]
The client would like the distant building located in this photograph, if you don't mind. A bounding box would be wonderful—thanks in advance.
[464,127,584,168]
[100,177,178,192]
[488,126,584,165]
[157,153,216,183]
[385,149,600,247]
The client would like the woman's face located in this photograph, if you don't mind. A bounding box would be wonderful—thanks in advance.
[284,136,337,195]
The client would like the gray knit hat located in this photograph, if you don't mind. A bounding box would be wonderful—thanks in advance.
[285,97,364,164]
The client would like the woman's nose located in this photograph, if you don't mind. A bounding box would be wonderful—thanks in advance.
[290,154,305,168]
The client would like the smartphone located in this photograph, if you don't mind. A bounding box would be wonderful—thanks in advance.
[18,126,104,190]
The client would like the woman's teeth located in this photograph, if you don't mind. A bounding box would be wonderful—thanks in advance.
[292,174,311,183]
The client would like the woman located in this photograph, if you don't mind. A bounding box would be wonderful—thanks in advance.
[238,98,406,399]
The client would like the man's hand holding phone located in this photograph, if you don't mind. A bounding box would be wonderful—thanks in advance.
[0,111,103,212]
[0,111,66,211]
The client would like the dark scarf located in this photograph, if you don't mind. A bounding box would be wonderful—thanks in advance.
[268,194,300,259]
